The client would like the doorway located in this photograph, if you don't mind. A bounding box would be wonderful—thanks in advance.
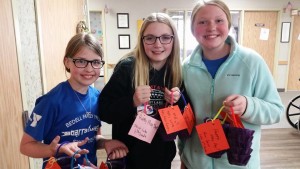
[242,11,279,74]
[287,15,300,90]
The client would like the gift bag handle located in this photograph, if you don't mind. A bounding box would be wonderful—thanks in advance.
[211,105,227,124]
[165,91,187,108]
[213,106,240,127]
[106,152,126,162]
[203,106,226,124]
[71,150,90,169]
[230,107,239,127]
[55,141,70,158]
[218,106,242,128]
[180,91,190,113]
[180,92,187,106]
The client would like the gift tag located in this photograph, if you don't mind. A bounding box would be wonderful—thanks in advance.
[44,157,61,169]
[100,162,109,169]
[158,105,188,134]
[183,103,195,135]
[195,119,229,155]
[128,112,161,143]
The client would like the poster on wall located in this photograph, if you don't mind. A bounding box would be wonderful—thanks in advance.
[280,22,291,43]
[118,34,130,49]
[137,19,144,35]
[117,13,129,28]
[89,11,103,45]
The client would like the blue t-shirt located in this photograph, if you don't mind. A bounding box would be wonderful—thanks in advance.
[202,55,228,78]
[25,81,101,167]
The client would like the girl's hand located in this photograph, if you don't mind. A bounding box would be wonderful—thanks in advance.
[165,87,181,104]
[51,136,89,158]
[104,139,129,159]
[133,85,151,107]
[223,94,247,116]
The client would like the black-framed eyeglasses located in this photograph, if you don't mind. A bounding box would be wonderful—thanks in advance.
[142,35,174,45]
[70,58,105,69]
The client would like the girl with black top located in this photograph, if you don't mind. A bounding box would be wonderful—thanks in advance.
[99,13,185,169]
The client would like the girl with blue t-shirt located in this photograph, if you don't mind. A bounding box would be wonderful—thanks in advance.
[20,33,128,168]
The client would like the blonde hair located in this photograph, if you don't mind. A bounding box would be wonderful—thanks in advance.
[191,0,232,34]
[64,33,103,73]
[131,13,182,89]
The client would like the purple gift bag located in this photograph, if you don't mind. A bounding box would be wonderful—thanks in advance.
[225,107,255,166]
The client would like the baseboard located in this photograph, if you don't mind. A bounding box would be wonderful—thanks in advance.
[277,88,285,92]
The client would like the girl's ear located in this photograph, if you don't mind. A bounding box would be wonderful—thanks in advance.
[64,57,71,72]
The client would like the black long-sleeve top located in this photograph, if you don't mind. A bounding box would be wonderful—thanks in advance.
[98,57,187,169]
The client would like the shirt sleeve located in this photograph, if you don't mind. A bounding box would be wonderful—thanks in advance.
[98,59,136,124]
[24,95,56,141]
[241,53,284,125]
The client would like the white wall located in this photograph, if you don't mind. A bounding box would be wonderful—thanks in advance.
[88,0,300,90]
[15,0,43,168]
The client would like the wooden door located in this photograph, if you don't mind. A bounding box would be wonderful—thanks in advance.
[287,16,300,90]
[37,0,85,92]
[243,11,278,74]
[0,0,29,168]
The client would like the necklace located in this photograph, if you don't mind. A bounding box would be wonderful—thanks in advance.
[73,90,91,113]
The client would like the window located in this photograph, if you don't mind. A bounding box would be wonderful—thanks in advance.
[168,10,197,61]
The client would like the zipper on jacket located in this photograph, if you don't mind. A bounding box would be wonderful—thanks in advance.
[210,79,215,118]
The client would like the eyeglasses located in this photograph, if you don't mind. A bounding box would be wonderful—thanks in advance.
[142,35,174,45]
[70,58,105,69]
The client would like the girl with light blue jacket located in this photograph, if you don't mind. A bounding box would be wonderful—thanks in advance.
[179,0,284,169]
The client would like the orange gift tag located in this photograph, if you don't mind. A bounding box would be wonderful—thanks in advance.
[44,157,61,169]
[195,119,229,155]
[183,103,195,134]
[158,105,188,134]
[100,162,109,169]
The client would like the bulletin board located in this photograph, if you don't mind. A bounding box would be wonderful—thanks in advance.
[137,19,144,35]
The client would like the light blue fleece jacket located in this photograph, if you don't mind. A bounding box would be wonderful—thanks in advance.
[179,36,284,169]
